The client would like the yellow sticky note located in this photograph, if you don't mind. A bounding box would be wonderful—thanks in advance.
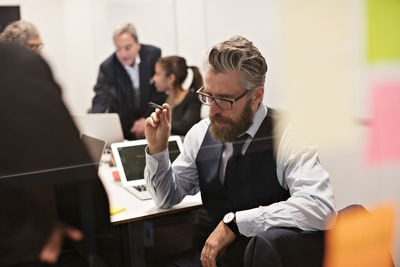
[110,206,126,215]
[324,204,395,267]
[367,0,400,61]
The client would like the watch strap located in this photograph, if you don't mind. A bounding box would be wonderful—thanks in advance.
[226,217,240,236]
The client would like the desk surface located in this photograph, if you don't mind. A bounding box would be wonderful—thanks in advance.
[98,165,202,225]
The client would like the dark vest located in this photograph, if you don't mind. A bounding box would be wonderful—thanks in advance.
[195,109,290,227]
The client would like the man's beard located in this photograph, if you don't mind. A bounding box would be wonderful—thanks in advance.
[209,99,254,142]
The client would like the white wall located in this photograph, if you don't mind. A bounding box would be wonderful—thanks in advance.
[0,0,285,113]
[1,0,399,263]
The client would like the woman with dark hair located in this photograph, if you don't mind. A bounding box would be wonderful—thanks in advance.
[152,56,203,135]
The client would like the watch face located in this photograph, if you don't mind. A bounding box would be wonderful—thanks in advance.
[223,212,235,224]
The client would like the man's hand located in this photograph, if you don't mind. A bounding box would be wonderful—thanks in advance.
[200,221,236,267]
[39,222,83,264]
[130,118,146,139]
[145,103,171,155]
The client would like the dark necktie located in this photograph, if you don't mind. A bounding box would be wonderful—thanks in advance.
[224,134,249,186]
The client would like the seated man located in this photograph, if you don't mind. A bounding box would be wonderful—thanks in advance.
[144,36,336,267]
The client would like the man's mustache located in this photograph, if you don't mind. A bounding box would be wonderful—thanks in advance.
[210,114,234,124]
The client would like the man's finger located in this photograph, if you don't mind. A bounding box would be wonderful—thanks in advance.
[64,226,83,241]
[151,111,160,123]
[39,227,63,264]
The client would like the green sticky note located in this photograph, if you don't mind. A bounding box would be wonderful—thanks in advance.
[367,0,400,62]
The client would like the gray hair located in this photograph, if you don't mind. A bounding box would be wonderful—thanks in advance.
[206,36,267,91]
[0,20,40,47]
[113,23,139,43]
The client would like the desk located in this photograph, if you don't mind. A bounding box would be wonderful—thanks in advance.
[98,165,202,266]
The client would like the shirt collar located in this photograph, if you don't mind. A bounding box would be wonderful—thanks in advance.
[243,104,268,138]
[135,54,141,66]
[124,54,141,70]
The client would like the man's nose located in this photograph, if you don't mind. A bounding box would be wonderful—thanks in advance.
[209,100,222,116]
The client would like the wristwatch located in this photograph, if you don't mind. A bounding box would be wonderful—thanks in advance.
[223,212,240,236]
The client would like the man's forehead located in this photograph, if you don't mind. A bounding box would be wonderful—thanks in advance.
[114,33,136,45]
[204,70,242,94]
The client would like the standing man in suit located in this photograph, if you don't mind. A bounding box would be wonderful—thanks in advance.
[91,23,166,140]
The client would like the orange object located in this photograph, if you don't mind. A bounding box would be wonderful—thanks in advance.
[324,204,395,267]
[112,170,120,181]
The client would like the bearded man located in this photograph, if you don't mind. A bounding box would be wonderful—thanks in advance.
[144,36,336,267]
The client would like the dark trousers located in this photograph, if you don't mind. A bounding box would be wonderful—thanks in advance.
[170,235,250,267]
[244,227,324,267]
[170,227,324,267]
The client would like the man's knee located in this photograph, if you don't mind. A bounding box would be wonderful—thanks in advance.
[244,229,286,267]
[244,227,324,267]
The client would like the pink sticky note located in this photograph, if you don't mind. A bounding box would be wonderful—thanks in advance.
[366,81,400,165]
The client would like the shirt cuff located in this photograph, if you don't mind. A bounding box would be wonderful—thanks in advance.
[236,207,266,237]
[145,146,169,175]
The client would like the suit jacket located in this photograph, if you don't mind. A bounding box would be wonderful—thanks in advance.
[0,43,110,266]
[91,44,166,139]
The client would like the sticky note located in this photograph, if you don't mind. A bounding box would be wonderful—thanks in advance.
[112,170,120,181]
[366,81,400,165]
[324,204,395,267]
[280,0,354,151]
[110,206,126,215]
[367,0,400,62]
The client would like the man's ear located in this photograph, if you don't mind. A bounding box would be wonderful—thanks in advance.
[253,86,264,104]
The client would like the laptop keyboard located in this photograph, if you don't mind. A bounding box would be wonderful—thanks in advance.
[133,184,147,192]
[125,184,151,200]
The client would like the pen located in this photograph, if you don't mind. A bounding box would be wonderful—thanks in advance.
[148,102,164,110]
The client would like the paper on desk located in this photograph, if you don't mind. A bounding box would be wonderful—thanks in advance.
[324,204,395,267]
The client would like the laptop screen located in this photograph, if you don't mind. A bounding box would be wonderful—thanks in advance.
[81,134,106,165]
[72,113,124,147]
[116,140,181,182]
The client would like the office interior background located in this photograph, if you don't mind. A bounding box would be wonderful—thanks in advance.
[1,0,399,263]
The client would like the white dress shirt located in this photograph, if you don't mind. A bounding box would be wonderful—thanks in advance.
[145,104,337,237]
[124,55,141,105]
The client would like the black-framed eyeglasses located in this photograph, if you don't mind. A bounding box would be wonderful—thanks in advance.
[196,86,248,110]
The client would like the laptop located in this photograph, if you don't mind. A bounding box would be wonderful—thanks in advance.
[72,113,124,147]
[80,134,106,167]
[111,136,183,200]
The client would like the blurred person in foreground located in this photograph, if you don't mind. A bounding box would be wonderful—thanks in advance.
[0,20,43,53]
[144,36,336,267]
[0,43,111,266]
